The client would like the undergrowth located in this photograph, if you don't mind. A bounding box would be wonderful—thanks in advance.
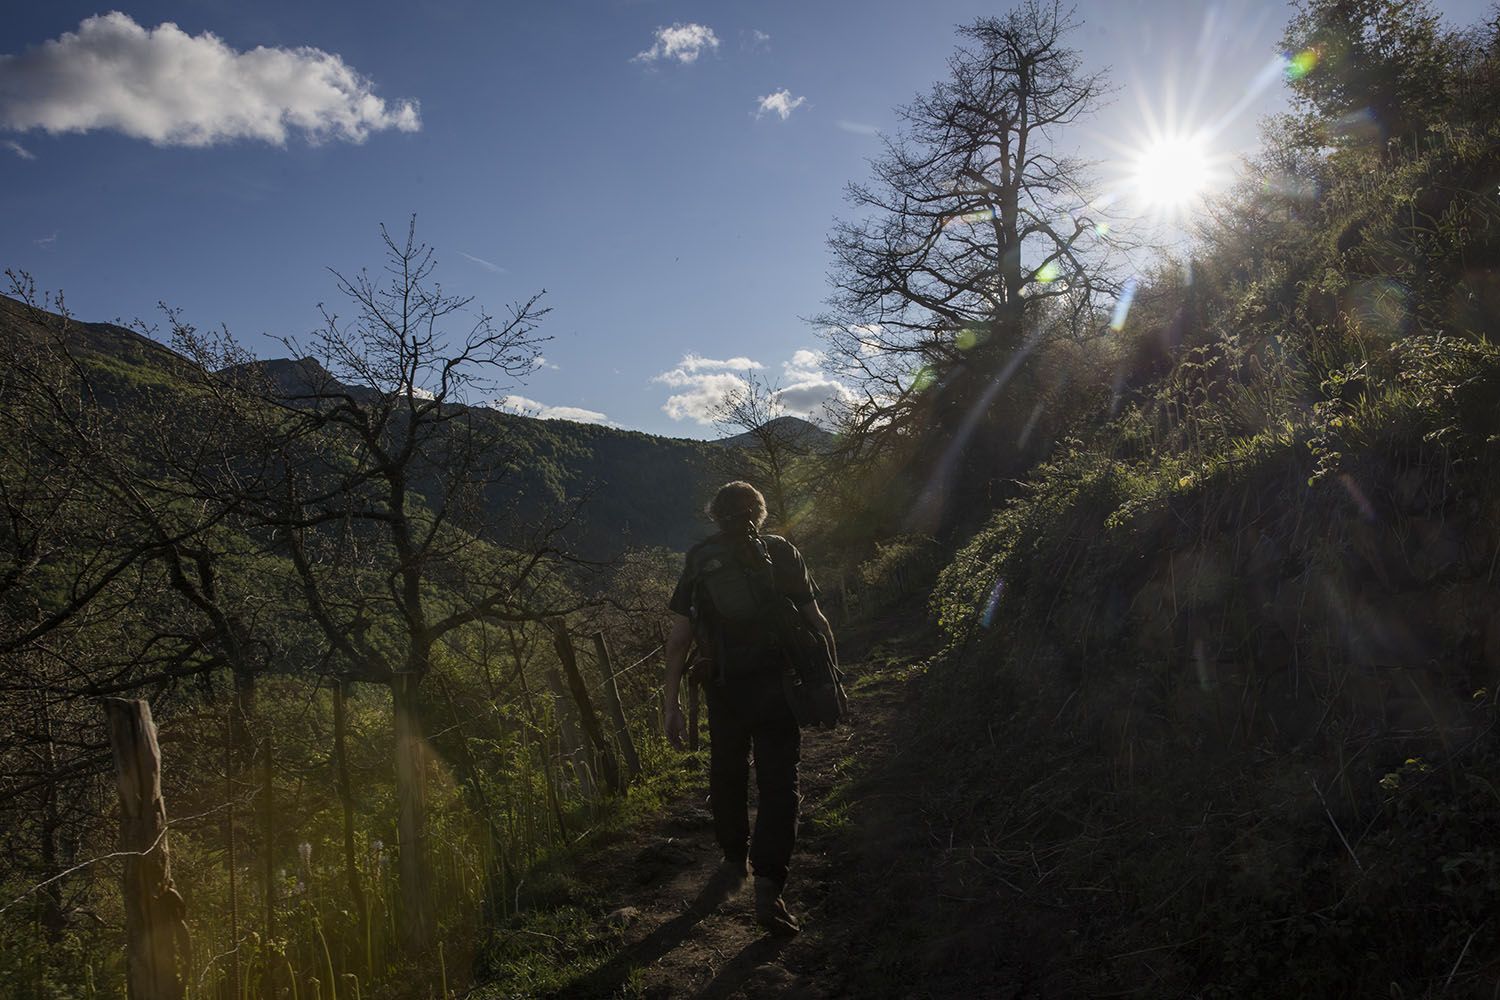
[901,333,1500,995]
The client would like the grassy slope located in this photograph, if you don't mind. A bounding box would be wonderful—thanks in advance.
[824,327,1500,996]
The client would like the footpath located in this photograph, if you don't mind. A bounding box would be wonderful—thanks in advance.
[514,615,927,1000]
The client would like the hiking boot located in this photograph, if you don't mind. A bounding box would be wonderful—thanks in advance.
[754,877,801,937]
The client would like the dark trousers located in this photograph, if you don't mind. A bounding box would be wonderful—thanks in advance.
[705,669,802,885]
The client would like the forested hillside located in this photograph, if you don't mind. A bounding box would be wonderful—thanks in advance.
[0,292,730,557]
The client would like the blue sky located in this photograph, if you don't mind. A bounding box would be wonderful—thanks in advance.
[2,0,1490,437]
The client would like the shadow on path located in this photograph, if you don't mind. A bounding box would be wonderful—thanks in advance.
[691,937,790,999]
[553,875,747,999]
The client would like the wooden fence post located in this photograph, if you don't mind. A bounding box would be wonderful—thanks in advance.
[546,669,596,801]
[102,698,189,1000]
[591,631,642,782]
[549,621,623,795]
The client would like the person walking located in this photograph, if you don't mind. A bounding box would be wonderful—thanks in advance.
[662,481,837,937]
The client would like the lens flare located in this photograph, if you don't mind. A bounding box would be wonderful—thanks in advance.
[1285,48,1320,81]
[981,577,1006,629]
[1131,133,1213,212]
[1110,279,1138,332]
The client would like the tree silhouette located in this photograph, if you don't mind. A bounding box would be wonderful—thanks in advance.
[818,2,1129,527]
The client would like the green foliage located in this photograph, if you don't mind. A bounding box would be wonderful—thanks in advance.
[0,275,709,998]
[1284,0,1452,145]
[903,4,1500,992]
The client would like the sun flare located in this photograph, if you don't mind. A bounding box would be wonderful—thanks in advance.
[1131,133,1213,212]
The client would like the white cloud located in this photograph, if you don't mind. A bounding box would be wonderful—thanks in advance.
[755,89,806,121]
[0,13,420,147]
[652,354,763,424]
[3,138,34,159]
[657,372,749,424]
[746,29,772,51]
[492,395,610,425]
[652,350,852,425]
[678,353,763,374]
[775,376,853,420]
[836,119,880,136]
[633,23,719,65]
[846,323,886,356]
[786,349,824,373]
[457,251,505,274]
[777,348,852,421]
[532,355,560,371]
[34,232,56,249]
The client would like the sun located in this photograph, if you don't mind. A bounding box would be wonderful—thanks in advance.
[1130,132,1214,213]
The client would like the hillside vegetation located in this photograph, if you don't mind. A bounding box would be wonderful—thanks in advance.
[818,1,1500,994]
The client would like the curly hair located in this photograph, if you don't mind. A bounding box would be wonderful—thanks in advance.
[706,481,767,533]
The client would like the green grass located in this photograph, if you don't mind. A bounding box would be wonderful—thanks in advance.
[468,757,698,997]
[804,754,860,837]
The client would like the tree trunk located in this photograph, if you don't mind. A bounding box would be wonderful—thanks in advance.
[331,681,367,955]
[38,699,65,940]
[231,669,256,760]
[591,632,641,782]
[258,734,276,1000]
[259,737,274,948]
[549,621,622,795]
[391,672,435,950]
[102,698,189,1000]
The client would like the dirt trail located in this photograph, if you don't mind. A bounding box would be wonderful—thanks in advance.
[542,641,913,1000]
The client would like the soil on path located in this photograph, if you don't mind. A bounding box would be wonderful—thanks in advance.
[539,627,917,1000]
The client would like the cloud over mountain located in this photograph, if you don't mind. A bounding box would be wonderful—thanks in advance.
[653,354,763,424]
[0,13,420,146]
[492,395,611,425]
[652,350,851,425]
[776,348,853,420]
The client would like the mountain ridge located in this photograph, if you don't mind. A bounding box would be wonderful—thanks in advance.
[0,293,770,554]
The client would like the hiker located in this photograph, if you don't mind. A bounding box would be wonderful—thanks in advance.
[662,481,838,937]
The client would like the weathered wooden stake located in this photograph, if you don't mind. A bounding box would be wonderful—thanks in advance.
[549,621,623,795]
[591,631,642,782]
[545,668,596,800]
[102,698,189,1000]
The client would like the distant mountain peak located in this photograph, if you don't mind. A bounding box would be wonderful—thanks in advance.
[715,415,833,451]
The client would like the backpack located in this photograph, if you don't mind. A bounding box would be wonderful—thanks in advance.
[686,532,782,677]
[687,532,847,728]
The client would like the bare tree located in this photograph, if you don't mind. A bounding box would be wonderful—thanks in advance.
[710,373,810,534]
[817,2,1129,523]
[247,220,579,950]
